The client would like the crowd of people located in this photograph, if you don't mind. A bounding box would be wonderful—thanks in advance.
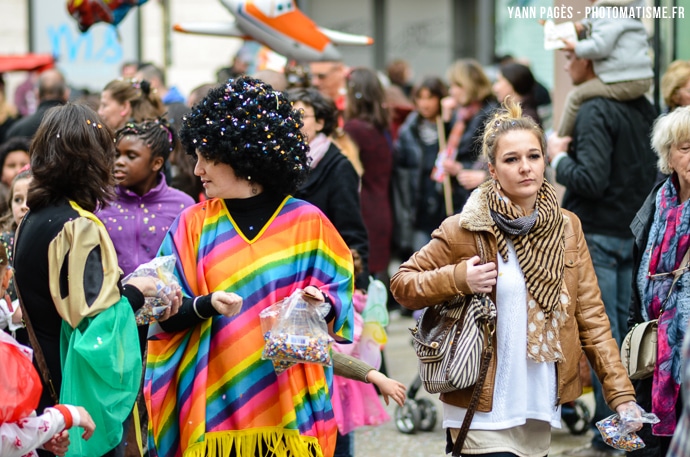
[0,16,690,457]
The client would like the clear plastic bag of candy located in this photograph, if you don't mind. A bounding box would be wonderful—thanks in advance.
[262,289,333,369]
[595,405,659,451]
[260,298,296,375]
[124,255,181,325]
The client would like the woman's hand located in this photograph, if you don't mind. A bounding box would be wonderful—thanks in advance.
[457,169,488,190]
[615,401,644,433]
[442,159,462,178]
[465,256,497,294]
[546,132,572,164]
[157,285,182,322]
[74,406,96,440]
[440,96,457,122]
[211,292,243,317]
[303,286,325,304]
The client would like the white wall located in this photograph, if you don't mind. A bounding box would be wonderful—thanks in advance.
[384,0,452,79]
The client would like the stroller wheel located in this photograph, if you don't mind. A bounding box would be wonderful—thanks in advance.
[395,399,421,434]
[416,398,437,432]
[562,398,591,435]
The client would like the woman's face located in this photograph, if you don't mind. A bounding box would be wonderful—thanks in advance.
[673,79,690,108]
[11,176,30,226]
[414,88,441,120]
[98,90,130,130]
[449,82,469,106]
[1,150,29,187]
[293,101,325,142]
[669,140,690,190]
[488,129,545,211]
[492,73,516,103]
[114,135,163,196]
[194,151,253,199]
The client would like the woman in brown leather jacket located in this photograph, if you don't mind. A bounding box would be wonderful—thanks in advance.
[390,98,640,457]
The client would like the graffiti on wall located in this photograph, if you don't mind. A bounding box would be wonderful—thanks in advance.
[31,0,139,91]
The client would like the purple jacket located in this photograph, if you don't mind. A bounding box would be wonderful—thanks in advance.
[98,173,195,276]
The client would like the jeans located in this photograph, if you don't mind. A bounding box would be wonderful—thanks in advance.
[584,233,634,450]
[333,431,354,457]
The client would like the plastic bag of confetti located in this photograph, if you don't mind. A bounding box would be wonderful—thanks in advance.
[124,255,181,325]
[260,299,295,375]
[595,406,659,451]
[262,289,333,369]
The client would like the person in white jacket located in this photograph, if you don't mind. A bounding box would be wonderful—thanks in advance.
[557,0,654,137]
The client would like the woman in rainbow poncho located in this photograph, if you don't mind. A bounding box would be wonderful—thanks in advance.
[144,77,355,457]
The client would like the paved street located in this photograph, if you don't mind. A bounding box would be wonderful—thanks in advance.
[354,312,594,456]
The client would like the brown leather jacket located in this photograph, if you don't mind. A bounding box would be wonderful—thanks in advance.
[390,187,635,412]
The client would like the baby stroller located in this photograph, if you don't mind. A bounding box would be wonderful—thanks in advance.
[561,397,592,435]
[394,375,590,435]
[394,373,438,434]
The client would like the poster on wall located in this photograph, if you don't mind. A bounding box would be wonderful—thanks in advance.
[30,0,140,92]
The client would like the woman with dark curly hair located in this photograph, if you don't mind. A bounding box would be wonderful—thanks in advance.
[144,77,355,457]
[12,103,168,457]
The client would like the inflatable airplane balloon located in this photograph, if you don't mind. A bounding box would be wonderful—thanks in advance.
[173,0,374,62]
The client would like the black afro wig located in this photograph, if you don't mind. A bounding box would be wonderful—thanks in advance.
[180,76,309,196]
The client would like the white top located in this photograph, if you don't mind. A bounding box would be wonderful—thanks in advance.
[0,406,81,457]
[443,240,562,430]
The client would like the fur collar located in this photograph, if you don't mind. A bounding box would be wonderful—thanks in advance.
[457,182,495,232]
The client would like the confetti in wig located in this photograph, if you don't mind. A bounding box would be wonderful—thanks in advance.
[180,76,310,196]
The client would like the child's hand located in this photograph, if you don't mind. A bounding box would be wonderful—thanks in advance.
[125,276,160,297]
[44,430,69,456]
[367,371,407,407]
[211,292,243,317]
[11,299,22,324]
[560,38,577,51]
[74,406,96,440]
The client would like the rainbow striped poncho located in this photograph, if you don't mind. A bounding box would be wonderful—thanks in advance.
[144,196,354,457]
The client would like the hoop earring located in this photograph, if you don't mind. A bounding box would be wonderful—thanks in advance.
[251,185,258,195]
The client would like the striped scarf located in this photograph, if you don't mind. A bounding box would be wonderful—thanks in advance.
[487,181,568,362]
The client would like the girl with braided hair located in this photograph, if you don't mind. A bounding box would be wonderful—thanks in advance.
[391,97,643,457]
[97,118,194,277]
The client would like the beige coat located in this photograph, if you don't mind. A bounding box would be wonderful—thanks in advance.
[390,187,635,413]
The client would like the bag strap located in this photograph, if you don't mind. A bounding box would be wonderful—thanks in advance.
[451,342,494,456]
[13,212,60,405]
[451,233,494,456]
[661,244,690,312]
[15,284,59,404]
